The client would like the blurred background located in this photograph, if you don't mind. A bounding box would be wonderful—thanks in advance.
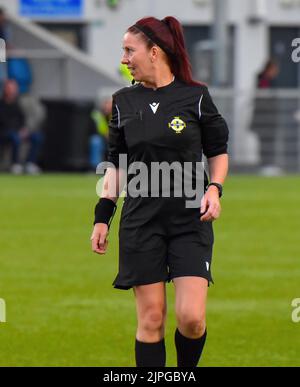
[0,0,300,174]
[0,0,299,367]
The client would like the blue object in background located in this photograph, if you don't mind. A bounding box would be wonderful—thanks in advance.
[7,58,32,94]
[19,0,83,18]
[89,134,106,170]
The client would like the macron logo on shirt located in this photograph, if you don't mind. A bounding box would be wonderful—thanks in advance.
[149,102,160,114]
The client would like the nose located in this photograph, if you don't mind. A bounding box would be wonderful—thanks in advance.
[121,54,129,65]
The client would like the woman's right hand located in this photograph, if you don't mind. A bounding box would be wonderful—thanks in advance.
[90,223,109,254]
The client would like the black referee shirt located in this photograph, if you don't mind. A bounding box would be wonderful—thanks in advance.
[107,78,229,216]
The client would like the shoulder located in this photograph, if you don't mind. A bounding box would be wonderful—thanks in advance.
[176,80,209,98]
[188,83,209,96]
[112,84,140,100]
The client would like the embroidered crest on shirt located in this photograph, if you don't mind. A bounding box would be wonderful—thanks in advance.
[149,102,160,114]
[168,116,186,134]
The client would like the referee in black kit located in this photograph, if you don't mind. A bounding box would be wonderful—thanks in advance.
[91,16,229,367]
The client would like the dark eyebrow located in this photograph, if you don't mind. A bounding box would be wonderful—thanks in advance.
[122,46,135,50]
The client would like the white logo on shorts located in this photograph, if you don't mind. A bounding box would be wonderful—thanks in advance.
[206,262,210,271]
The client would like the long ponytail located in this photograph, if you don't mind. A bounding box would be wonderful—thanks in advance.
[161,16,201,86]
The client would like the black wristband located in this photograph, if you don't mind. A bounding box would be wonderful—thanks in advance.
[94,198,117,226]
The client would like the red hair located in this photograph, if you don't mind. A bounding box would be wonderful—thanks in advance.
[127,16,203,86]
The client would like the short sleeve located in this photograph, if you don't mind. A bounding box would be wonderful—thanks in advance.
[199,86,229,158]
[107,97,128,168]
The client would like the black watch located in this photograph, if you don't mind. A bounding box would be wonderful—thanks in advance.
[207,182,223,197]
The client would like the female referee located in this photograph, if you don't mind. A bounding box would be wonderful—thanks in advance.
[91,16,229,367]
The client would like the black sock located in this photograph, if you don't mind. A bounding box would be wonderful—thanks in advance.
[135,338,166,367]
[175,328,207,367]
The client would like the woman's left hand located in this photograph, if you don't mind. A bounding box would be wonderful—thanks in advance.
[200,186,221,222]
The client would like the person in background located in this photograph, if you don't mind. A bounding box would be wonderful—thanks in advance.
[89,95,112,170]
[19,86,46,174]
[0,79,44,174]
[0,7,10,93]
[257,59,279,89]
[254,59,281,175]
[119,63,134,84]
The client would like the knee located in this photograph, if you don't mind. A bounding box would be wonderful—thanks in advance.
[140,308,166,333]
[176,310,206,337]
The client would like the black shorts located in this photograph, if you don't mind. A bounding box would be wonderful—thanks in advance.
[112,198,214,290]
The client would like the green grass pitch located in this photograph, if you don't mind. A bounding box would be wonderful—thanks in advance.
[0,174,299,366]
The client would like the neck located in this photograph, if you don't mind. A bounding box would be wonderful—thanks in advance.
[142,71,175,90]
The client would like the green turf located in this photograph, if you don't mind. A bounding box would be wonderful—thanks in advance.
[0,173,299,366]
